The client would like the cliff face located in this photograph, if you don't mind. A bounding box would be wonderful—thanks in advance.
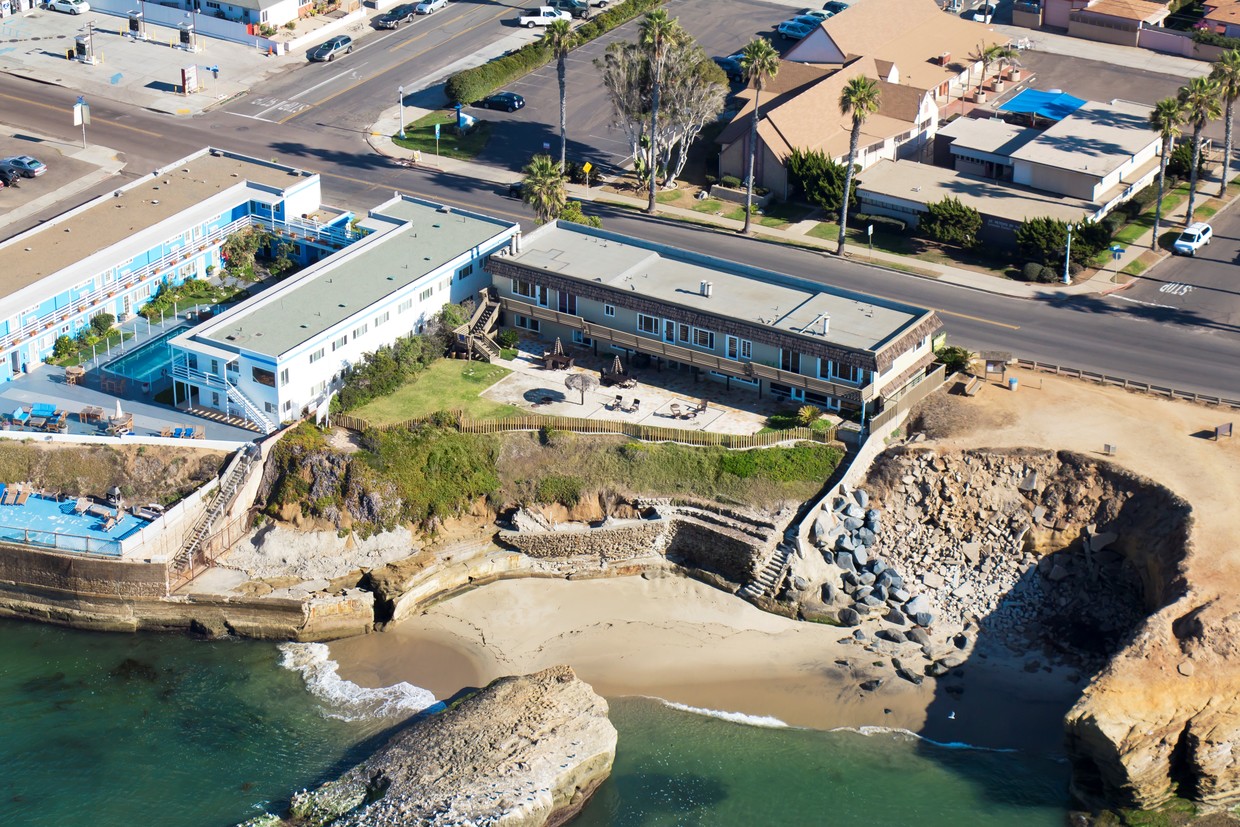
[265,666,617,827]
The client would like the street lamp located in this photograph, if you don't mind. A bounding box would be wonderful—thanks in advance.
[398,85,406,140]
[1063,223,1074,285]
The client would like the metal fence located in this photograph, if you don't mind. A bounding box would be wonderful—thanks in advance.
[1015,360,1240,409]
[0,525,122,557]
[335,410,838,449]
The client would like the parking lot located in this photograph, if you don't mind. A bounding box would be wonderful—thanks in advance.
[470,0,811,173]
[0,129,124,236]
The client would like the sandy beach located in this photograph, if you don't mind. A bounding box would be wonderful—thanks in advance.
[330,571,1082,756]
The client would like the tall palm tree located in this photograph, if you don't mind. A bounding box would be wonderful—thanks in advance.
[639,9,683,214]
[739,37,780,236]
[993,45,1020,84]
[521,154,568,224]
[544,19,578,172]
[1149,97,1184,252]
[1210,49,1240,197]
[836,76,881,256]
[1178,75,1222,225]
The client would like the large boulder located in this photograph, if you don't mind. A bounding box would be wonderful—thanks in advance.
[255,666,616,827]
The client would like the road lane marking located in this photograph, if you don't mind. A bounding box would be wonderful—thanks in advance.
[0,91,161,136]
[1113,295,1177,309]
[289,62,371,100]
[277,6,514,124]
[1158,282,1194,296]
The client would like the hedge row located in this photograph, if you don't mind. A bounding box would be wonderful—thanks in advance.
[445,0,664,105]
[1192,29,1240,50]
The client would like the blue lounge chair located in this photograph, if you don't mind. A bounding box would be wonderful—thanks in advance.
[11,408,29,426]
[31,403,57,418]
[172,427,186,439]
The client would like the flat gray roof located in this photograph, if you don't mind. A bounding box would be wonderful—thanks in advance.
[507,225,923,353]
[859,159,1099,223]
[0,150,310,298]
[938,117,1040,158]
[199,199,512,358]
[1008,99,1156,176]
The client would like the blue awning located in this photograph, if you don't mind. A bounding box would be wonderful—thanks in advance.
[998,90,1087,121]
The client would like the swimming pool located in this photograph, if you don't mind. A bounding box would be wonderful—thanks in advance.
[101,324,189,383]
[0,492,148,556]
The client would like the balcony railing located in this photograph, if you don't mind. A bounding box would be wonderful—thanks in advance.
[500,297,877,402]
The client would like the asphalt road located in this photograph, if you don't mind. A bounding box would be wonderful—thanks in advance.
[2,55,1240,401]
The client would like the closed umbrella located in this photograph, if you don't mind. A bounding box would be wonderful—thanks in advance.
[611,355,623,376]
[114,399,123,419]
[553,337,564,356]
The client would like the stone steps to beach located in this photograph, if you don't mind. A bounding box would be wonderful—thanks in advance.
[739,542,793,600]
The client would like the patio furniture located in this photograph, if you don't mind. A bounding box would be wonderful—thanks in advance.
[64,365,85,385]
[42,412,67,433]
[101,516,117,533]
[11,408,29,427]
[670,403,681,418]
[15,488,30,506]
[73,497,90,515]
[27,416,46,431]
[542,352,574,370]
[31,403,57,419]
[79,406,105,424]
[611,394,623,410]
[87,503,113,519]
[160,427,173,438]
[107,413,133,436]
[1,487,15,506]
[626,399,641,414]
[192,426,206,439]
[172,427,186,439]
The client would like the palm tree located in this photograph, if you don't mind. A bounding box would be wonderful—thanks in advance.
[993,45,1020,84]
[1210,49,1240,197]
[545,19,578,172]
[1178,75,1222,225]
[521,154,568,224]
[969,42,999,97]
[639,9,683,214]
[836,76,881,256]
[1149,97,1184,251]
[739,37,780,236]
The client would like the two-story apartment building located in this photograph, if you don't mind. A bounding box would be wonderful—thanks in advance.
[0,147,359,382]
[486,223,942,423]
[168,195,518,432]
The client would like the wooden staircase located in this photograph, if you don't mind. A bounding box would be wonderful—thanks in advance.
[455,288,503,363]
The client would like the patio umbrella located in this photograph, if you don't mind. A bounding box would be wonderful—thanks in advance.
[115,399,123,419]
[553,337,564,356]
[611,354,623,376]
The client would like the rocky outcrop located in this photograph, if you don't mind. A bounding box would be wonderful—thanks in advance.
[253,666,616,827]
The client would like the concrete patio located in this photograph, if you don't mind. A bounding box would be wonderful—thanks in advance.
[483,336,838,436]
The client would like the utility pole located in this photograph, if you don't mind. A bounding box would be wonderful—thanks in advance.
[1063,223,1074,285]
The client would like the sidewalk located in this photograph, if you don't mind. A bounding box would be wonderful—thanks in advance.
[369,107,1143,300]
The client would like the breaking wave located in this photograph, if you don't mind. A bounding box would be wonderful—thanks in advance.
[278,642,442,722]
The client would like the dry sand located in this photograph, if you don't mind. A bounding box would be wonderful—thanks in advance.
[331,368,1237,757]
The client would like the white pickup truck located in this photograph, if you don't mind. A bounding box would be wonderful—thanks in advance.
[517,6,572,26]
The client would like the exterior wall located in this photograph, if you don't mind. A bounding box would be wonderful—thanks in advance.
[1013,160,1099,200]
[1067,14,1142,46]
[1044,0,1090,28]
[784,28,846,62]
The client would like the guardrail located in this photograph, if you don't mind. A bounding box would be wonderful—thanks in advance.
[1015,359,1240,409]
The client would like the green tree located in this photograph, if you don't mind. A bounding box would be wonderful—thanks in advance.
[1177,75,1223,225]
[545,19,579,171]
[1016,216,1106,267]
[53,335,75,359]
[970,42,1002,95]
[638,9,685,213]
[739,36,780,236]
[1210,49,1240,197]
[1149,97,1184,251]
[521,154,569,224]
[919,197,982,247]
[221,227,267,276]
[837,76,881,256]
[90,312,115,337]
[558,199,603,228]
[787,148,855,212]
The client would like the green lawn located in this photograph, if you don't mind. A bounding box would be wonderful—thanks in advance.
[350,358,519,424]
[691,198,725,214]
[393,112,493,162]
[47,330,134,368]
[724,200,814,229]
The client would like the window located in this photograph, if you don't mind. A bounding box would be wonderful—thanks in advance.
[834,362,865,384]
[439,278,450,292]
[692,328,714,350]
[309,348,325,364]
[604,304,615,317]
[264,401,275,413]
[332,335,347,352]
[252,367,276,387]
[678,323,691,343]
[512,279,536,299]
[398,299,413,313]
[279,368,289,386]
[419,287,434,302]
[557,292,577,315]
[283,401,293,413]
[457,263,475,280]
[375,311,390,327]
[312,380,327,395]
[637,314,659,335]
[725,336,752,361]
[515,315,540,332]
[353,323,368,340]
[572,330,593,347]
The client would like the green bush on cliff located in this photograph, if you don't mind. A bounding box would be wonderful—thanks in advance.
[536,474,584,507]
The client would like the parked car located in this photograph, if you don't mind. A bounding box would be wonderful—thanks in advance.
[797,8,831,19]
[415,0,447,13]
[823,0,849,13]
[48,0,89,13]
[308,35,352,61]
[972,2,995,21]
[0,156,47,177]
[548,0,591,18]
[788,13,827,26]
[477,91,525,112]
[0,168,21,187]
[507,181,524,199]
[1173,222,1213,256]
[518,6,571,26]
[777,19,815,39]
[713,56,745,83]
[376,4,417,28]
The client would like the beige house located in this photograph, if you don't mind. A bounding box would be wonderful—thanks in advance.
[717,0,1007,199]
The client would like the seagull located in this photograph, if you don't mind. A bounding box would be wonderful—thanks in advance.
[948,711,956,720]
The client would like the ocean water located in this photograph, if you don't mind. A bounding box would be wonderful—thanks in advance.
[0,620,1071,826]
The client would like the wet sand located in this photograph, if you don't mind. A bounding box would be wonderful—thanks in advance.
[330,573,1081,756]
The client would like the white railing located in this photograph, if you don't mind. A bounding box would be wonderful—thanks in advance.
[171,357,276,432]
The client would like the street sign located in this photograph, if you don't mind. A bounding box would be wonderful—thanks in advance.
[1111,244,1124,261]
[72,96,90,126]
[582,161,592,174]
[434,122,440,139]
[542,141,551,151]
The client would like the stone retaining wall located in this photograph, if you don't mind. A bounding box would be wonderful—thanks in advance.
[498,520,671,562]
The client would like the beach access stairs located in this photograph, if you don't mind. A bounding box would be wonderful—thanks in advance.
[168,445,258,587]
[738,542,794,601]
[454,288,502,363]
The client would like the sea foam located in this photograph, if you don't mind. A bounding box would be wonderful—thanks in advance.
[658,699,789,729]
[278,642,442,722]
[834,725,1018,753]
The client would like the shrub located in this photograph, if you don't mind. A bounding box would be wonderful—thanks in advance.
[934,344,973,375]
[52,335,74,359]
[1168,143,1206,180]
[1020,261,1044,282]
[1193,28,1240,49]
[496,328,519,348]
[919,196,982,248]
[559,199,602,228]
[719,174,741,188]
[796,405,822,426]
[1038,265,1059,283]
[90,312,115,337]
[536,474,583,506]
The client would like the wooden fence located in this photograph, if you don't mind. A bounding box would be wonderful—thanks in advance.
[334,410,837,450]
[1015,360,1240,409]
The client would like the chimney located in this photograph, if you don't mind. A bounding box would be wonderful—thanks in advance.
[509,231,521,255]
[821,314,830,336]
[705,281,714,298]
[699,279,708,296]
[939,51,950,65]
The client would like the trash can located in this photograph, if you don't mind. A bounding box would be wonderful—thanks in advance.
[1008,377,1019,392]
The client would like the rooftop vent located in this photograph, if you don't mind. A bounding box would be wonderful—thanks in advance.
[437,206,451,214]
[698,280,714,298]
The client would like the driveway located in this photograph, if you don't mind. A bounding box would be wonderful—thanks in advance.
[471,0,805,173]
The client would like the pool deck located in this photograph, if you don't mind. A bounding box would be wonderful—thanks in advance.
[0,491,146,555]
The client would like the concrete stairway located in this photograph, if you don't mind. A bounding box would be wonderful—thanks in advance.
[168,446,257,585]
[738,542,794,601]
